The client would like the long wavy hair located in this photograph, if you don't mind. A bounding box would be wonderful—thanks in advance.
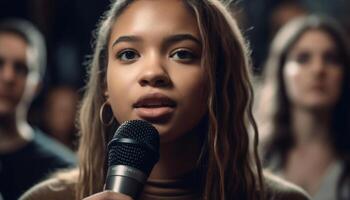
[258,15,350,199]
[76,0,263,199]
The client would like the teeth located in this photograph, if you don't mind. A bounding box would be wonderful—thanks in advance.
[148,103,162,106]
[134,98,175,108]
[144,103,164,107]
[137,102,172,108]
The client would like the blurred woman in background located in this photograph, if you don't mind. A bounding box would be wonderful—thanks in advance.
[257,15,350,199]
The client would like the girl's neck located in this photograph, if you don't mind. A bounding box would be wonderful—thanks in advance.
[291,107,333,147]
[149,130,201,180]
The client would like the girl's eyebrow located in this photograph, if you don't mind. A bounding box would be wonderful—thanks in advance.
[163,34,201,46]
[111,34,201,48]
[112,35,142,47]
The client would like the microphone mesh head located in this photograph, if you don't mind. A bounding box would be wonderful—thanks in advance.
[108,120,160,175]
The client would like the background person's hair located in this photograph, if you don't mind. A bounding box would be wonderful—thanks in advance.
[0,18,46,81]
[258,15,350,199]
[76,0,263,200]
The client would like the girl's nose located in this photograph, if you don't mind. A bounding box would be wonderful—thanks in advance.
[138,55,171,87]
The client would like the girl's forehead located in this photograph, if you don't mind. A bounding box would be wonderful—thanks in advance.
[109,0,201,46]
[111,0,197,31]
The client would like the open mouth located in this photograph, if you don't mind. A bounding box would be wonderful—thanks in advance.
[133,93,176,108]
[133,93,176,122]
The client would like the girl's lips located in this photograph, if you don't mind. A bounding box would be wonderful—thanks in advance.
[133,93,177,108]
[134,107,175,122]
[133,93,177,122]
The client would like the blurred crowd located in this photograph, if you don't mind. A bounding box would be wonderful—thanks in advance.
[0,0,350,199]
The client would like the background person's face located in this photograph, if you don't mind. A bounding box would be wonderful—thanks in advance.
[105,0,208,143]
[283,29,344,111]
[0,33,29,117]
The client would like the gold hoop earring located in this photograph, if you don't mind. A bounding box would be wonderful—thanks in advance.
[99,101,114,126]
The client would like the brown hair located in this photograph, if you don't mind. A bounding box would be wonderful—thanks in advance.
[258,15,350,199]
[76,1,263,199]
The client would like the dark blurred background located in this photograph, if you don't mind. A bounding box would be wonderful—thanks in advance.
[1,0,349,149]
[0,0,110,89]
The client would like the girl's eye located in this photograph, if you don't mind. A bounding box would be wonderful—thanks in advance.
[170,49,196,62]
[117,49,140,62]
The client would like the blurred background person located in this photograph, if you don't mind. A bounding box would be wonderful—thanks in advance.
[41,85,79,150]
[0,19,76,200]
[257,15,350,199]
[238,0,350,73]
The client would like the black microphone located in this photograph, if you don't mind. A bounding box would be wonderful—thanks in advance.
[105,120,160,199]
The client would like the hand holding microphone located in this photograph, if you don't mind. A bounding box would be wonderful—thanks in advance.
[84,120,160,200]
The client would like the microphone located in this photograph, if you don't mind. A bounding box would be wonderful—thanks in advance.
[105,120,160,199]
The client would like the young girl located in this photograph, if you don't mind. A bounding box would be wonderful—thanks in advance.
[258,15,350,200]
[21,1,309,200]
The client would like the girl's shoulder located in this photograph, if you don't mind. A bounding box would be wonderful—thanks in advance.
[263,170,311,200]
[19,169,78,200]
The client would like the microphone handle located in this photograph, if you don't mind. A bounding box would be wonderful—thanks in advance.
[105,165,147,200]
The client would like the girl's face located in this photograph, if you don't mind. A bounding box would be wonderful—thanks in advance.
[283,29,344,111]
[105,0,208,143]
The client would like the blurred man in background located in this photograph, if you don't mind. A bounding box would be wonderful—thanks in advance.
[0,19,76,200]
